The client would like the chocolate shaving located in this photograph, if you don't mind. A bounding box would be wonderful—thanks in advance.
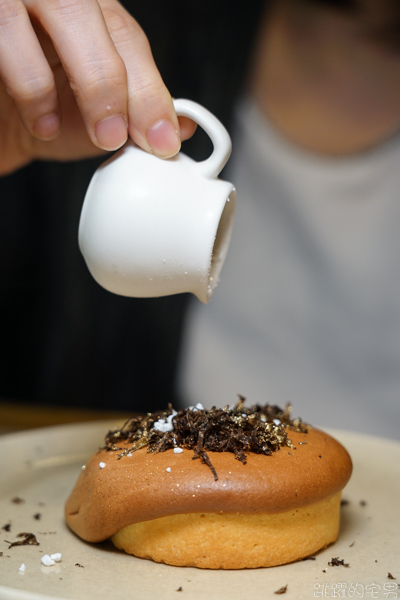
[274,584,288,594]
[176,587,183,592]
[104,399,307,480]
[301,555,316,561]
[11,497,24,504]
[2,524,11,532]
[328,557,349,567]
[33,513,41,520]
[5,532,39,549]
[388,573,396,579]
[341,499,350,506]
[75,563,84,568]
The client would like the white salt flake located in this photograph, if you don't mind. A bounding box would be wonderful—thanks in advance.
[153,409,177,433]
[50,553,62,563]
[273,419,281,426]
[41,554,55,567]
[173,448,183,454]
[153,419,172,433]
[188,403,204,412]
[81,465,86,470]
[19,563,26,572]
[99,462,106,469]
[166,467,171,472]
[127,453,132,457]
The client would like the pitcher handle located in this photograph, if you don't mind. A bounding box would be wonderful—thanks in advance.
[173,98,232,179]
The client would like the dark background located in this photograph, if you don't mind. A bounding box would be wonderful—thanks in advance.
[0,0,264,413]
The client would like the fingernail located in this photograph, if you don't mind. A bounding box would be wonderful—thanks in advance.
[33,113,60,140]
[147,120,181,158]
[95,115,128,150]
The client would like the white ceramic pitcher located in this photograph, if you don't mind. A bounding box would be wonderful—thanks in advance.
[78,99,236,303]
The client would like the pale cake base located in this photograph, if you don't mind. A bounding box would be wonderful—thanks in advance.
[111,491,341,569]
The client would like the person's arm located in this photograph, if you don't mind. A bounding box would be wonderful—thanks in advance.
[0,0,195,176]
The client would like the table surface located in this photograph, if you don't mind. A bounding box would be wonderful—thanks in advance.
[0,400,134,435]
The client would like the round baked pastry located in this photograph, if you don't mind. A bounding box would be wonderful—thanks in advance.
[65,401,352,569]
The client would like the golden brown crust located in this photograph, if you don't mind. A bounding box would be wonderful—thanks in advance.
[65,428,352,543]
[111,493,342,569]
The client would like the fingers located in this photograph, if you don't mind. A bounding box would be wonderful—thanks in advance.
[100,1,181,157]
[178,116,197,142]
[0,0,185,156]
[28,0,129,151]
[0,0,60,140]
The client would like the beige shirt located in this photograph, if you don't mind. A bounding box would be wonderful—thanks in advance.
[179,98,400,440]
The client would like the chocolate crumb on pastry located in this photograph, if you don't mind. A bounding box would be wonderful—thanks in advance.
[65,399,352,569]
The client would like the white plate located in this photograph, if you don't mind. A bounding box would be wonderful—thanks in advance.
[0,422,399,600]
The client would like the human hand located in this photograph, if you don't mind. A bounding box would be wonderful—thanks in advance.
[0,0,196,176]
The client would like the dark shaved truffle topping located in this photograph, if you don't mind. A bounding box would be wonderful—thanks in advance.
[104,398,307,480]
